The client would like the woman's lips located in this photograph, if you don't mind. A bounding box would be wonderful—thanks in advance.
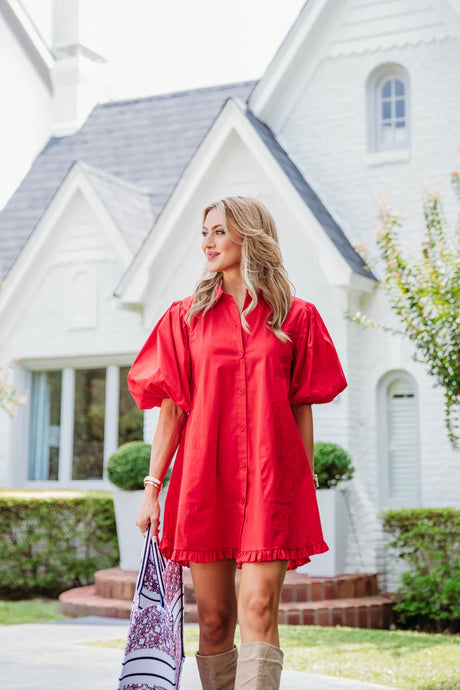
[207,253,219,259]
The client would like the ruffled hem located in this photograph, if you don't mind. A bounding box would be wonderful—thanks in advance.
[159,538,329,571]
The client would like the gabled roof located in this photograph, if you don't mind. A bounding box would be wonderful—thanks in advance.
[245,109,373,280]
[0,80,256,280]
[116,97,375,303]
[80,162,154,255]
[1,75,373,291]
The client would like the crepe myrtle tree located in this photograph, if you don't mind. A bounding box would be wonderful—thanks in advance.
[0,272,28,415]
[346,171,460,449]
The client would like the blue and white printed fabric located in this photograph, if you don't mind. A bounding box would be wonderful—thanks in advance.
[117,525,185,690]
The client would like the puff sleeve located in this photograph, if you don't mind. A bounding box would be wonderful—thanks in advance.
[289,302,347,405]
[127,300,191,413]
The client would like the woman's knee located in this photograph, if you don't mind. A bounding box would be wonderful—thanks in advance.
[197,607,236,645]
[239,590,277,631]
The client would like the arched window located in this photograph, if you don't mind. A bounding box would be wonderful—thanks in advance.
[378,372,420,508]
[367,64,410,153]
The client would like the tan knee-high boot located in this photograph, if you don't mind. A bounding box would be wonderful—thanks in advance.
[234,641,284,690]
[195,645,238,690]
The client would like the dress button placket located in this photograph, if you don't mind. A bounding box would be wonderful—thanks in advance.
[233,302,248,519]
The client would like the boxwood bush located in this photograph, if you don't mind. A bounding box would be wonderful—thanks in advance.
[380,507,460,633]
[314,442,354,489]
[107,441,171,491]
[0,491,119,599]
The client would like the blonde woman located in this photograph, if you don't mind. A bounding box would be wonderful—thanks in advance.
[127,196,347,690]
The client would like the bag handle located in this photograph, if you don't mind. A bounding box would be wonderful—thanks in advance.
[135,523,167,605]
[135,523,152,594]
[152,539,166,602]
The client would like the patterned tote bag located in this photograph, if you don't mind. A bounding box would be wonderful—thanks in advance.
[117,524,185,690]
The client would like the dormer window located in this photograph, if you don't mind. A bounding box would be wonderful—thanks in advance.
[367,64,410,153]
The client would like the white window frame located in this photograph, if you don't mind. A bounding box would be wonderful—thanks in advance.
[366,63,411,159]
[377,370,421,509]
[18,360,130,490]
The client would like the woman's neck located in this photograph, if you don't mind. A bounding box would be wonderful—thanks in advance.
[221,271,247,312]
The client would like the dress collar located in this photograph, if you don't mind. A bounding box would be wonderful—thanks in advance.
[214,284,261,307]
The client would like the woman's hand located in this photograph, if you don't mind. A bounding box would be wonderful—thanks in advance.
[136,486,161,538]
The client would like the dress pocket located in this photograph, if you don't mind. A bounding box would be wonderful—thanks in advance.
[260,454,293,504]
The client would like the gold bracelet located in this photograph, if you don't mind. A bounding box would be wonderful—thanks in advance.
[144,480,162,491]
[312,473,319,489]
[144,475,163,490]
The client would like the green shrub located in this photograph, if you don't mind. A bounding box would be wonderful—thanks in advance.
[0,492,119,599]
[314,442,354,489]
[380,508,460,633]
[107,441,171,491]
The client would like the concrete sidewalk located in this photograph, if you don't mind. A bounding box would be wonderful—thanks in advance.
[0,617,401,689]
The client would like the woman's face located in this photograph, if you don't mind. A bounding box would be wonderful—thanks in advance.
[202,207,242,274]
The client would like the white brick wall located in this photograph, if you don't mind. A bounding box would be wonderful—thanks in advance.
[278,37,460,258]
[276,35,460,581]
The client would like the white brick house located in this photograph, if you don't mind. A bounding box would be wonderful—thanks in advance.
[0,0,459,583]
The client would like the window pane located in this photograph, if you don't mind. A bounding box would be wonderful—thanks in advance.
[395,79,405,96]
[381,80,391,98]
[118,366,144,445]
[395,99,405,117]
[73,368,106,479]
[382,101,392,120]
[395,121,407,141]
[29,370,61,480]
[381,121,393,142]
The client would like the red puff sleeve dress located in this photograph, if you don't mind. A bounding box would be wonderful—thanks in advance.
[127,285,347,571]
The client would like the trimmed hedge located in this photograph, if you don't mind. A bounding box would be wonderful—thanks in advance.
[380,507,460,633]
[0,492,119,599]
[314,442,355,489]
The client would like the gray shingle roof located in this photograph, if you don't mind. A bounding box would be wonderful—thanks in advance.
[0,78,373,284]
[245,108,376,280]
[0,80,256,279]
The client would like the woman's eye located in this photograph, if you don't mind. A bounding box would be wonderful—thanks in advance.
[201,231,208,237]
[216,230,225,235]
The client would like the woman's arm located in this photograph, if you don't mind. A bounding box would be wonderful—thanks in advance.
[136,397,187,535]
[291,403,314,473]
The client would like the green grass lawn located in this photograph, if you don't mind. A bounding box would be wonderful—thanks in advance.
[1,600,458,690]
[0,598,68,625]
[85,624,460,690]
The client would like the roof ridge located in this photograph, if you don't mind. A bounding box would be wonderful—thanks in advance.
[98,79,258,109]
[78,161,152,197]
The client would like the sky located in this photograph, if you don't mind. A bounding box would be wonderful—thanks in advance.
[22,0,307,99]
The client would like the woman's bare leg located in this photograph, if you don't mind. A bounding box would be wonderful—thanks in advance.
[190,559,238,654]
[237,561,288,646]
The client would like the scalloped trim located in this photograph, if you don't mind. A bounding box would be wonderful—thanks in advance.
[159,539,329,571]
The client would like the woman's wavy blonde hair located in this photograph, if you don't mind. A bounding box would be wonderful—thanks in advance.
[185,196,294,342]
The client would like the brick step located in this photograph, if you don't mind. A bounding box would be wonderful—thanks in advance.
[94,568,378,603]
[59,585,132,619]
[185,596,394,629]
[59,586,393,629]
